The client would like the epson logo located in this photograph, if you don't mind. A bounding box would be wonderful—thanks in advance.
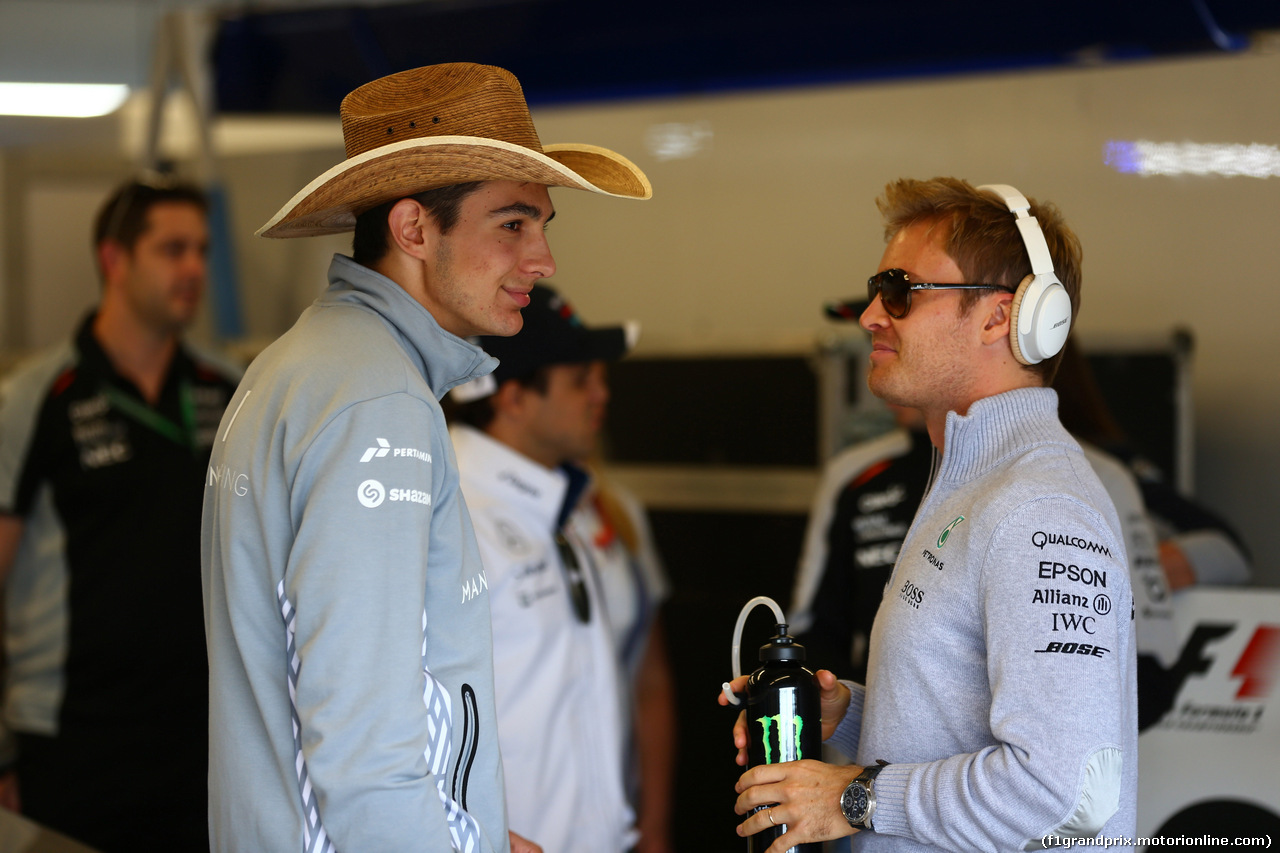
[1037,561,1108,588]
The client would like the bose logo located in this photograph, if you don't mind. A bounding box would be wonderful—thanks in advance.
[1035,641,1109,658]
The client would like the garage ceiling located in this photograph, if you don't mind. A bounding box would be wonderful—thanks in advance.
[2,0,1279,150]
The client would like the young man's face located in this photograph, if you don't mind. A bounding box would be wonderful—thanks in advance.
[422,180,557,338]
[859,219,989,417]
[110,201,209,335]
[521,361,609,469]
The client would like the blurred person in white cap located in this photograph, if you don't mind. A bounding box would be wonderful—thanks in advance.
[446,284,675,853]
[200,63,649,853]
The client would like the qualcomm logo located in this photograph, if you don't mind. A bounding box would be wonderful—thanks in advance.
[358,479,386,508]
[362,439,391,462]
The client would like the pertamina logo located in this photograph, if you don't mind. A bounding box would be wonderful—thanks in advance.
[361,439,391,462]
[361,438,432,464]
[937,516,965,549]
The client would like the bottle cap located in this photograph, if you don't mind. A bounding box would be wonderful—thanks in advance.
[758,623,807,662]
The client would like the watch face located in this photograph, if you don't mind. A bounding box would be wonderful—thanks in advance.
[842,782,869,823]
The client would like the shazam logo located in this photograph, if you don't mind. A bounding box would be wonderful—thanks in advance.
[361,438,391,462]
[357,479,386,508]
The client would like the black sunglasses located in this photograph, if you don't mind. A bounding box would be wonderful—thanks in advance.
[868,268,1016,319]
[554,531,592,623]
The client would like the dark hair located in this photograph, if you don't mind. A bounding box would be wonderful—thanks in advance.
[443,368,551,431]
[1052,337,1127,449]
[877,177,1083,384]
[351,181,486,266]
[93,179,208,254]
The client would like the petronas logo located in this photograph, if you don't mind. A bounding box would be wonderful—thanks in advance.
[937,516,966,549]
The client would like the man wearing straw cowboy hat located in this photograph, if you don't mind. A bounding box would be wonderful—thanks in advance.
[201,63,650,853]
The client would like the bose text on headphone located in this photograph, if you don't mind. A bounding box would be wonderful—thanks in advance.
[977,184,1072,365]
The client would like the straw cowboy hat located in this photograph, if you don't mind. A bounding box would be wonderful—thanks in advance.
[258,62,652,238]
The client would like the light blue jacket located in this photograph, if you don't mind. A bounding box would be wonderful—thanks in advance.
[202,255,507,853]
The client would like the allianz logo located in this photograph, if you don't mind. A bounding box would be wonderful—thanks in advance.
[360,437,432,464]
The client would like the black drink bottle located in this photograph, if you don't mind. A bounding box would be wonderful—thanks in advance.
[744,624,821,853]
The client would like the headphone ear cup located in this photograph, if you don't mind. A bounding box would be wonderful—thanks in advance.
[1009,274,1071,365]
[1008,274,1036,366]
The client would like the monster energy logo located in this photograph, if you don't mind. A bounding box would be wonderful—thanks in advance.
[755,714,805,764]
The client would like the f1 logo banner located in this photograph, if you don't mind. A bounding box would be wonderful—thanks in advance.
[1137,588,1280,843]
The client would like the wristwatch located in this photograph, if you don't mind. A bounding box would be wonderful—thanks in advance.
[840,762,886,831]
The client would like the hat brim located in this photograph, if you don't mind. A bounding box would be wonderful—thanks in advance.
[583,325,631,363]
[257,137,652,238]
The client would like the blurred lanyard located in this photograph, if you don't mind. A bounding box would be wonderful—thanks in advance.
[100,380,197,453]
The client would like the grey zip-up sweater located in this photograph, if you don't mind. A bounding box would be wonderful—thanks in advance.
[828,388,1138,852]
[201,255,508,853]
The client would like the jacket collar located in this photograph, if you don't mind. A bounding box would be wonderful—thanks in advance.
[73,310,195,397]
[322,254,498,400]
[450,424,592,532]
[939,386,1069,483]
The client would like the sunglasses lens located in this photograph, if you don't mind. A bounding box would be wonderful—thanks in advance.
[870,270,910,318]
[555,532,592,623]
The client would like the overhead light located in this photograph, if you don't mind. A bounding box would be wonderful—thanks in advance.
[645,121,713,161]
[0,82,130,118]
[1105,140,1280,178]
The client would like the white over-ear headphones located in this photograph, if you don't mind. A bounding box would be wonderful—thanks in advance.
[978,184,1072,365]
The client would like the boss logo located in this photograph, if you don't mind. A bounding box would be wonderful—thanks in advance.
[899,580,924,609]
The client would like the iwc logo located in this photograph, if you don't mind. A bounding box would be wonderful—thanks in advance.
[357,479,386,508]
[937,516,966,549]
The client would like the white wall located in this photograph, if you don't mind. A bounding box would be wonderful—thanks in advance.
[4,47,1278,584]
[521,50,1280,586]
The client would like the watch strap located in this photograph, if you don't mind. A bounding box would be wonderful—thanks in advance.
[847,761,886,830]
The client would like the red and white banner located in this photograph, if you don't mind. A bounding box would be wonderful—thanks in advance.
[1137,588,1280,846]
